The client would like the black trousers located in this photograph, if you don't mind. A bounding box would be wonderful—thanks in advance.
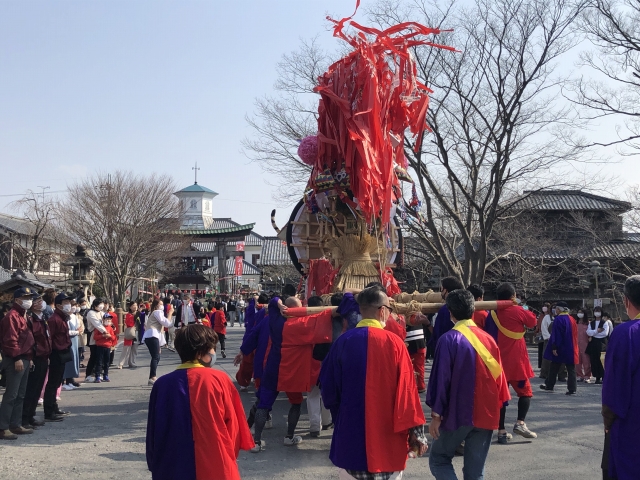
[590,350,604,381]
[537,342,544,368]
[95,346,111,378]
[218,333,226,352]
[145,337,160,379]
[43,355,65,416]
[22,356,48,423]
[85,331,97,377]
[545,362,577,393]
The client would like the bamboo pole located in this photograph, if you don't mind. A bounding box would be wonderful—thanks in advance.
[284,300,515,317]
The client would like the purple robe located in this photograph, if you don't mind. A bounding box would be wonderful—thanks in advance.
[543,314,579,365]
[428,305,453,351]
[602,319,640,480]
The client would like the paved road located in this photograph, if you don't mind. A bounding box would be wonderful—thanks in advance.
[0,326,605,479]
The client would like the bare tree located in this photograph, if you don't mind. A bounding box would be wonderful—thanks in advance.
[57,171,187,305]
[568,0,640,153]
[10,190,61,273]
[242,37,334,202]
[244,0,588,286]
[367,0,587,285]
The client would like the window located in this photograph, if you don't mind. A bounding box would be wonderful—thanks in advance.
[190,199,197,209]
[252,254,260,265]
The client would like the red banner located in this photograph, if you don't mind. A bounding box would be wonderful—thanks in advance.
[234,256,243,276]
[236,242,245,252]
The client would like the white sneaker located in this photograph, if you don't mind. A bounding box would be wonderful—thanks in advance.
[148,378,156,386]
[56,396,61,401]
[61,384,74,391]
[37,398,43,405]
[283,435,302,446]
[83,376,95,383]
[265,416,273,429]
[239,386,248,392]
[250,440,265,453]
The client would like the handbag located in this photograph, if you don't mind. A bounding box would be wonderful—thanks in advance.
[55,347,74,364]
[124,326,137,341]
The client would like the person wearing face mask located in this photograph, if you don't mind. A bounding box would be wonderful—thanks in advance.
[0,287,37,440]
[146,325,254,480]
[22,293,51,429]
[586,306,609,385]
[601,275,640,480]
[43,292,74,421]
[540,302,579,395]
[535,303,552,370]
[142,298,174,385]
[62,300,82,390]
[84,298,109,383]
[575,308,592,383]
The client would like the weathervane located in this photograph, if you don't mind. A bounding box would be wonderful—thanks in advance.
[192,162,200,184]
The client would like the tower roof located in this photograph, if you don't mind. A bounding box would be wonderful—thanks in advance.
[174,183,218,196]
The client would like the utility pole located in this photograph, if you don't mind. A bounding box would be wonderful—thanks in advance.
[37,186,50,203]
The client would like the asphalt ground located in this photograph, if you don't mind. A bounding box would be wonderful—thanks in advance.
[0,326,605,479]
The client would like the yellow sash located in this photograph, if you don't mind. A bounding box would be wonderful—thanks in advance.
[453,319,503,380]
[490,311,525,340]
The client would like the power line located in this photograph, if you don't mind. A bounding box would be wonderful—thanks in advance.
[0,189,68,198]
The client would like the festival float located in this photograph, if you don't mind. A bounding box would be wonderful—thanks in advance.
[274,6,516,315]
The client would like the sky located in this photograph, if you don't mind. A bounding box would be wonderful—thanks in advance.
[0,0,350,235]
[1,1,638,236]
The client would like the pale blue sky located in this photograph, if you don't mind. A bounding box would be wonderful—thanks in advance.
[1,1,637,236]
[0,0,349,234]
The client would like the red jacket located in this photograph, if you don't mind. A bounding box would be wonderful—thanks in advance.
[48,310,72,352]
[0,304,36,360]
[94,324,117,348]
[29,312,52,358]
[213,310,227,336]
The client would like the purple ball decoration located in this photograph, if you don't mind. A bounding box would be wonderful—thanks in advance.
[298,135,318,166]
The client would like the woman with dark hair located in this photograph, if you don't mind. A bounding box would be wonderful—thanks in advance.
[575,308,591,383]
[586,306,610,384]
[146,325,253,480]
[83,298,110,383]
[118,302,139,369]
[535,302,552,369]
[142,298,174,385]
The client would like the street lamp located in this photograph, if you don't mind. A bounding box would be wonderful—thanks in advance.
[590,260,602,299]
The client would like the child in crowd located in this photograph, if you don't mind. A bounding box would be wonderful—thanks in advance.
[94,314,117,383]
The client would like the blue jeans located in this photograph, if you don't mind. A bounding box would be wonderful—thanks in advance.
[429,426,493,480]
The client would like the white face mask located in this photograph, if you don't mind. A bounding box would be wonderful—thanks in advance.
[577,313,584,319]
[97,304,104,311]
[20,299,33,310]
[156,305,164,311]
[199,351,216,368]
[594,312,602,317]
[542,307,548,313]
[62,304,72,313]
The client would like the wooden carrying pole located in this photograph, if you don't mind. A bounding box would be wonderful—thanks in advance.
[284,300,515,318]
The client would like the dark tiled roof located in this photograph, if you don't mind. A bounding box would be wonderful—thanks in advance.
[204,259,261,276]
[175,183,218,195]
[509,190,631,212]
[0,213,36,236]
[497,241,640,260]
[260,237,292,266]
[176,223,255,236]
[212,219,264,246]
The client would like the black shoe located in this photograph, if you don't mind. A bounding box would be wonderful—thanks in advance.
[595,379,603,385]
[28,418,45,427]
[55,410,70,416]
[539,384,554,391]
[566,391,577,395]
[45,415,64,422]
[321,422,334,431]
[310,431,320,438]
[558,377,567,382]
[221,351,227,359]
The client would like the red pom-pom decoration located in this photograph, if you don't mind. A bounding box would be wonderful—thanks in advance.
[298,135,318,166]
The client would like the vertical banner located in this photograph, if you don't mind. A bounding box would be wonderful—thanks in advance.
[236,242,245,252]
[234,255,243,276]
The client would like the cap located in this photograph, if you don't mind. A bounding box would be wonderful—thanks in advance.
[556,301,569,309]
[13,286,38,299]
[54,292,74,305]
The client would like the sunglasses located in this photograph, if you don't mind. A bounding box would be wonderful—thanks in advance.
[378,305,394,313]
